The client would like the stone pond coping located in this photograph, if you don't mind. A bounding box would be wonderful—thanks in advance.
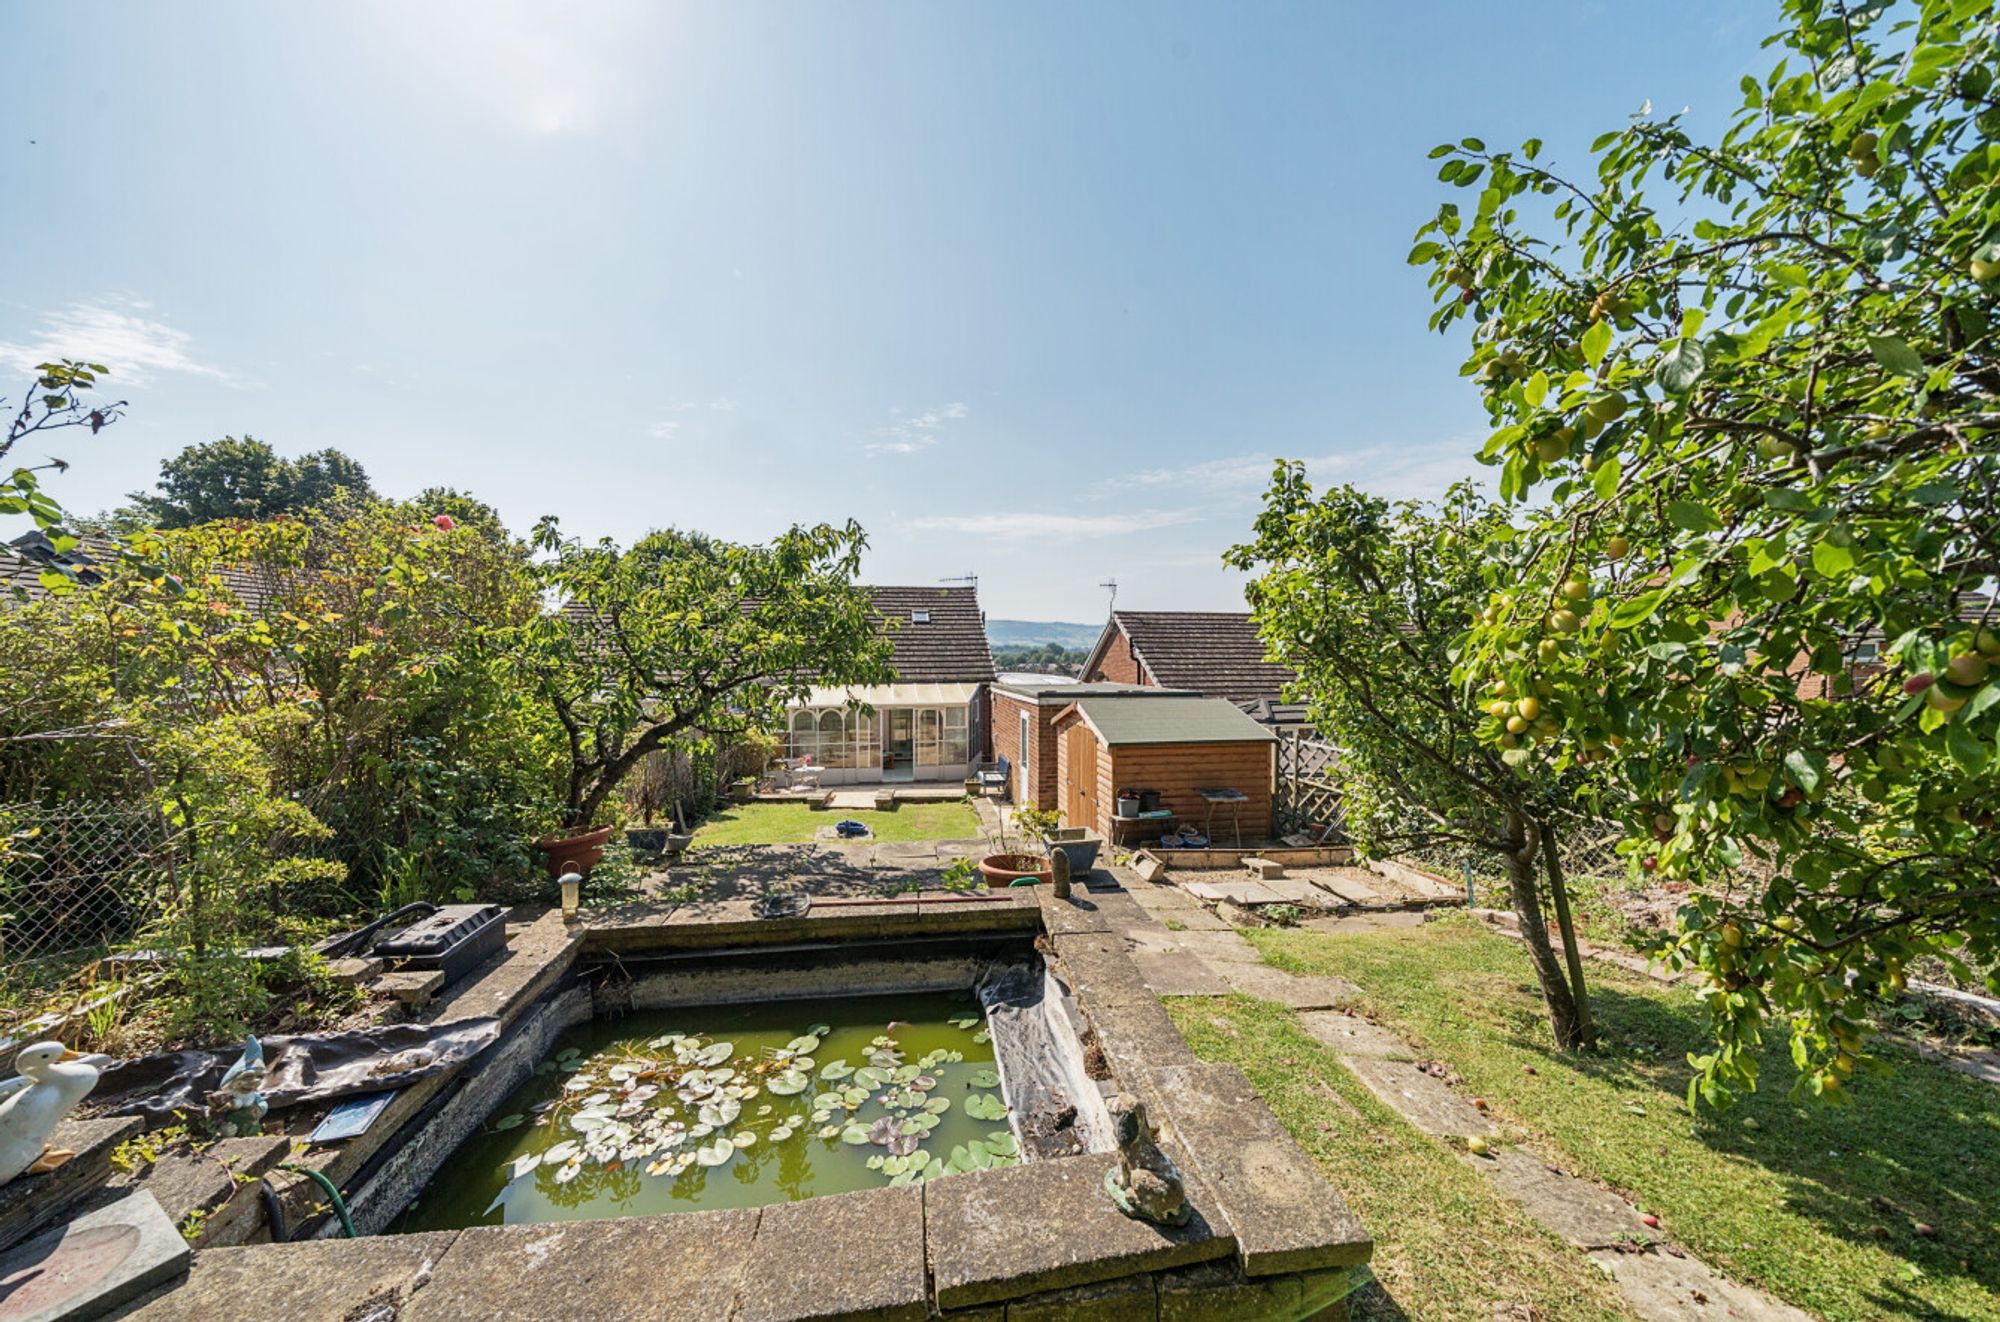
[113,885,1371,1319]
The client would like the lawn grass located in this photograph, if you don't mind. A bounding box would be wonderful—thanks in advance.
[1164,993,1638,1321]
[1244,915,2000,1322]
[688,800,983,848]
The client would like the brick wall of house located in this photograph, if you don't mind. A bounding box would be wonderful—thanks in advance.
[1086,629,1147,686]
[989,690,1061,809]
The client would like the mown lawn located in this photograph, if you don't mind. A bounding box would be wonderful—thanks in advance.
[688,800,982,848]
[1242,915,2000,1322]
[1165,993,1639,1321]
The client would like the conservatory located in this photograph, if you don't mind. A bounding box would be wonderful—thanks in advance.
[785,682,980,785]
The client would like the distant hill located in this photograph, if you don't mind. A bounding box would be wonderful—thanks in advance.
[986,618,1103,650]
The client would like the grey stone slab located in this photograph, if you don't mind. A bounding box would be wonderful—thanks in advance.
[740,1185,926,1322]
[926,1153,1233,1309]
[1297,910,1428,934]
[1087,994,1200,1092]
[1037,889,1151,938]
[1151,908,1231,932]
[1482,1148,1654,1250]
[1296,1012,1416,1061]
[1051,935,1155,1008]
[1130,952,1230,998]
[1340,1057,1496,1138]
[1164,929,1263,965]
[1258,879,1339,906]
[0,1189,188,1322]
[0,1116,141,1252]
[1309,874,1380,904]
[121,1137,289,1236]
[1216,964,1361,1012]
[375,968,446,1005]
[406,1207,760,1322]
[121,1231,459,1322]
[1588,1246,1815,1322]
[1151,1063,1372,1276]
[1158,1259,1305,1322]
[1183,880,1285,906]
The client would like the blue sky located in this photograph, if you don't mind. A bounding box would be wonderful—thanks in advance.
[4,1,1768,620]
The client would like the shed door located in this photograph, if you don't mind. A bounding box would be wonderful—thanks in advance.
[1064,724,1097,830]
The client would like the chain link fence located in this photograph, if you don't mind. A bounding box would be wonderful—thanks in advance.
[0,799,175,987]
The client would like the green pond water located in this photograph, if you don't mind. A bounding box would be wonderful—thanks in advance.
[391,991,1016,1231]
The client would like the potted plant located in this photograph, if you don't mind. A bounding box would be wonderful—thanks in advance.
[977,806,1055,888]
[624,751,674,854]
[1016,803,1102,876]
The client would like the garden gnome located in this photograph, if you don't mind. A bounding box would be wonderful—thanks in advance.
[207,1035,269,1137]
[1102,1091,1190,1226]
[1050,845,1072,900]
[0,1042,106,1187]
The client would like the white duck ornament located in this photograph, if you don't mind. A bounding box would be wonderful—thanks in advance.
[0,1041,109,1187]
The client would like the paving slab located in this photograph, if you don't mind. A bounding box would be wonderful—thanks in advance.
[1163,929,1263,965]
[0,1115,141,1252]
[1298,910,1428,934]
[1149,907,1231,932]
[1129,952,1230,998]
[1309,874,1381,905]
[740,1184,926,1322]
[1051,934,1155,1008]
[1296,1011,1417,1061]
[1257,878,1340,906]
[406,1207,760,1322]
[119,1136,289,1249]
[1339,1057,1496,1138]
[1086,993,1201,1090]
[925,1152,1233,1309]
[122,1231,459,1322]
[1481,1148,1654,1250]
[375,968,446,1006]
[0,1189,188,1322]
[1036,889,1152,938]
[1588,1246,1814,1321]
[1216,964,1361,1012]
[1151,1063,1372,1276]
[1182,880,1286,906]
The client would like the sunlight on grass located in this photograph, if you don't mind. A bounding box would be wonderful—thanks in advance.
[1164,994,1636,1322]
[1244,915,2000,1322]
[688,800,983,848]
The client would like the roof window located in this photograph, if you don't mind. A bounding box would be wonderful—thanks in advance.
[912,610,930,623]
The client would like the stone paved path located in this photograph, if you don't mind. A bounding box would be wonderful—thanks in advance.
[1102,866,1816,1322]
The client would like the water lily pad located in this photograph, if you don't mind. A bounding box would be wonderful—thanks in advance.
[492,1113,525,1131]
[768,1126,794,1143]
[968,1069,1001,1089]
[818,1059,853,1081]
[698,1097,742,1127]
[866,1117,901,1146]
[555,1161,583,1184]
[964,1093,1008,1121]
[698,1041,736,1066]
[853,1066,890,1089]
[766,1069,810,1096]
[948,1015,979,1030]
[892,1064,922,1083]
[840,1124,871,1146]
[785,1034,822,1055]
[886,1132,920,1157]
[805,1023,830,1036]
[972,1029,991,1045]
[543,1140,580,1165]
[732,1131,756,1148]
[695,1137,735,1167]
[910,1075,937,1092]
[923,1096,951,1115]
[985,1133,1019,1157]
[507,1152,541,1179]
[841,1087,869,1106]
[818,1125,841,1140]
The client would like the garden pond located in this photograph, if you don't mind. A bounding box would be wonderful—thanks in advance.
[391,991,1019,1231]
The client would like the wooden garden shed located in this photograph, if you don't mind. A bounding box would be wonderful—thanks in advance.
[1051,694,1278,844]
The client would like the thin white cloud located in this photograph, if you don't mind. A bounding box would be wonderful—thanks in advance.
[0,299,229,385]
[913,508,1201,540]
[1111,438,1486,504]
[647,420,682,441]
[867,401,971,457]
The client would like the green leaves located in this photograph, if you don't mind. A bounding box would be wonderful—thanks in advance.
[1666,500,1723,533]
[1866,334,1926,377]
[1655,339,1706,394]
[1581,318,1613,367]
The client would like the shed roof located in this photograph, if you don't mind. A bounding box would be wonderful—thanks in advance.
[1086,610,1293,701]
[1063,694,1278,746]
[991,680,1187,705]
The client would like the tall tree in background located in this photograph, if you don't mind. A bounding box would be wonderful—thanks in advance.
[122,435,375,528]
[1230,476,1596,1049]
[1411,0,1999,1102]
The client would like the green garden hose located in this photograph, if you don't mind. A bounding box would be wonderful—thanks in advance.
[280,1163,357,1238]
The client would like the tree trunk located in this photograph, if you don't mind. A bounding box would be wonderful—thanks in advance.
[1502,812,1586,1051]
[1540,822,1595,1046]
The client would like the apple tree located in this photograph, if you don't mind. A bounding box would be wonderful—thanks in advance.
[1410,0,2000,1102]
[1229,476,1597,1050]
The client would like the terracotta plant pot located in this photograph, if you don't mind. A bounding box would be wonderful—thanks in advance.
[978,852,1053,889]
[534,825,616,878]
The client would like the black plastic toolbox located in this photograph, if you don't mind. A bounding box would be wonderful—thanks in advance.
[372,903,508,987]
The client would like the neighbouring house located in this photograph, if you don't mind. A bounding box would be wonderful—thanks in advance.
[1081,610,1294,704]
[1052,693,1277,845]
[988,680,1187,808]
[784,585,998,786]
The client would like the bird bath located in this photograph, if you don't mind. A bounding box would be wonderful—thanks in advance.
[392,992,1021,1231]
